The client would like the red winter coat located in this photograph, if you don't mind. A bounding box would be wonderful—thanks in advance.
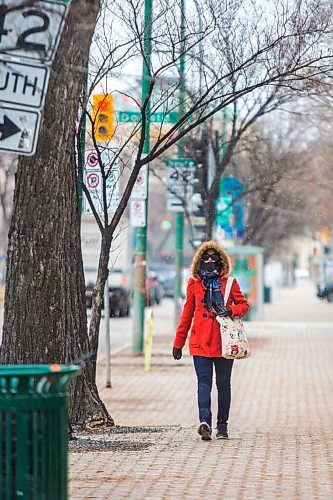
[173,241,249,358]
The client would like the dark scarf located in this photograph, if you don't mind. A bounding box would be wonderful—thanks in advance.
[199,266,225,314]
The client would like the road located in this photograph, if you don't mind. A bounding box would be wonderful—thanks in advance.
[1,278,332,357]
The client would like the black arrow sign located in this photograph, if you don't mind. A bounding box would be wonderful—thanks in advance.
[0,115,21,141]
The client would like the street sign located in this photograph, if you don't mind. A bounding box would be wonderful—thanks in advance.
[84,170,120,216]
[131,167,148,200]
[84,148,119,171]
[166,158,195,170]
[84,148,120,216]
[0,106,40,155]
[150,111,179,123]
[85,150,99,168]
[130,199,146,227]
[0,59,49,109]
[166,158,195,212]
[118,111,179,124]
[0,0,70,65]
[167,198,184,212]
[118,111,141,123]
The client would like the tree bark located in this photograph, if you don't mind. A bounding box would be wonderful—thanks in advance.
[88,230,113,380]
[0,0,113,429]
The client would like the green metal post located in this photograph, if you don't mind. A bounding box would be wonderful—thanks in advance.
[132,0,152,354]
[174,0,186,327]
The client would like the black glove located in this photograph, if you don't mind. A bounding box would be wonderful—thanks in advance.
[217,306,232,317]
[173,347,182,360]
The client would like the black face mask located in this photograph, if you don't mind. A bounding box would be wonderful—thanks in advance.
[201,261,221,273]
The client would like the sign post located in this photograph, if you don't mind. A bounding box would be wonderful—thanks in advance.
[132,0,152,355]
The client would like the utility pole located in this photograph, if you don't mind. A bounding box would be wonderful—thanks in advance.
[174,0,186,327]
[132,0,152,354]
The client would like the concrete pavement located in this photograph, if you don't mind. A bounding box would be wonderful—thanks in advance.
[69,281,332,498]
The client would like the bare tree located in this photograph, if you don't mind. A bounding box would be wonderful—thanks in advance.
[1,0,332,429]
[0,0,112,429]
[150,0,333,241]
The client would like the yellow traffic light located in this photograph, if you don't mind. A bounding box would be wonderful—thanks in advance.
[321,225,330,244]
[92,94,114,141]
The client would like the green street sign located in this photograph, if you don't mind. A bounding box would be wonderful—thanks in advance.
[118,111,179,124]
[151,111,179,123]
[166,158,195,169]
[118,111,141,123]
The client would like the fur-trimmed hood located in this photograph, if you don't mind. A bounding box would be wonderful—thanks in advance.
[191,241,232,279]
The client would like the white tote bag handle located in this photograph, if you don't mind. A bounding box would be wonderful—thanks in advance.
[224,277,234,304]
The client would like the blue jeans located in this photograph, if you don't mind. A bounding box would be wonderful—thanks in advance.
[193,356,234,427]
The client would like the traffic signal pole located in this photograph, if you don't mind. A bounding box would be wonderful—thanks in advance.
[132,0,152,354]
[174,0,186,328]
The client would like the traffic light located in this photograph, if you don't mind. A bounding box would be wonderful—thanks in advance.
[321,225,330,244]
[92,94,114,141]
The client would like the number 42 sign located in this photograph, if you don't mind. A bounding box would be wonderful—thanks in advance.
[0,0,71,65]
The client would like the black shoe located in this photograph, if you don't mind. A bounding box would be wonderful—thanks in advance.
[216,423,228,439]
[197,422,212,441]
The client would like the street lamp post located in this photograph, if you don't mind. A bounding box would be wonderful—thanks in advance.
[132,0,153,354]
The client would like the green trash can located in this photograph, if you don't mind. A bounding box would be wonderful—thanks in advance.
[0,364,80,500]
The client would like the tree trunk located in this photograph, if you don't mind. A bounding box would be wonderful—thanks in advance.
[0,0,113,429]
[89,230,113,380]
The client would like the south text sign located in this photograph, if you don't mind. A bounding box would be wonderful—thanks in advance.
[0,59,49,109]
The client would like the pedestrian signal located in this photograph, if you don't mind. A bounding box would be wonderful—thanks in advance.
[92,94,114,141]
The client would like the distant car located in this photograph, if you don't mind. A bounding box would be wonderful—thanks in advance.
[157,270,176,298]
[146,272,164,306]
[148,264,175,298]
[147,264,191,299]
[85,267,131,317]
[317,282,333,303]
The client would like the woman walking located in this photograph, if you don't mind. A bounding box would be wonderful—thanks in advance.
[172,241,249,441]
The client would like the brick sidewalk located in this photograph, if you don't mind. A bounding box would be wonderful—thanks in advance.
[69,283,333,499]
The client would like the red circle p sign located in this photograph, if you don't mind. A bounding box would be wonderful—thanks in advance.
[87,172,100,189]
